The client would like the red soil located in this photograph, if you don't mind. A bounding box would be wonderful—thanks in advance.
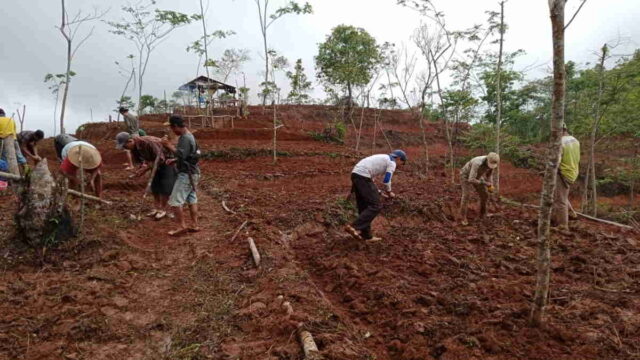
[1,105,638,360]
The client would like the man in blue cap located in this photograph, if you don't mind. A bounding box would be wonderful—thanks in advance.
[345,149,407,242]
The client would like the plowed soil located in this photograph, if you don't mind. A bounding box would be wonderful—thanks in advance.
[1,105,639,360]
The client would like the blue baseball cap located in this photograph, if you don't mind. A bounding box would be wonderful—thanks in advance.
[390,149,407,162]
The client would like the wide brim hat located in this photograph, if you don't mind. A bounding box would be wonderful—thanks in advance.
[67,145,101,169]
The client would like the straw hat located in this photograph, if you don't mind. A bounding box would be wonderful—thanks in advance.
[67,144,101,169]
[486,152,500,169]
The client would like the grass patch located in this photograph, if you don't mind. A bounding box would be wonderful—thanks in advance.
[201,148,292,161]
[324,198,356,227]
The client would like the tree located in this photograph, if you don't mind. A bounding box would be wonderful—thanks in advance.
[531,0,587,327]
[139,95,157,114]
[107,1,198,115]
[286,59,313,104]
[253,0,312,105]
[315,25,381,107]
[258,50,289,163]
[116,96,135,112]
[210,48,251,83]
[493,1,506,195]
[58,0,104,134]
[44,72,75,136]
[115,55,136,122]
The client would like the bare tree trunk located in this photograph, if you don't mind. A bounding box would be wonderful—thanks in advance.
[59,0,72,135]
[530,0,566,327]
[585,45,608,217]
[273,100,277,163]
[494,1,505,195]
[199,0,210,79]
[355,105,365,151]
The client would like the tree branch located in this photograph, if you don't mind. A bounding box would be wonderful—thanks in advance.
[564,0,587,30]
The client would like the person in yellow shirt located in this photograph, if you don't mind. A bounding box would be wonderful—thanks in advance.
[553,125,580,229]
[0,108,28,170]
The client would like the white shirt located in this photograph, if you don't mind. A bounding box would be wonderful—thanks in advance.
[352,154,397,191]
[61,141,96,160]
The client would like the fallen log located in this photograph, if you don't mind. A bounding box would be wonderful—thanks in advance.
[230,220,248,242]
[297,326,321,359]
[502,196,634,230]
[222,200,236,215]
[248,237,261,267]
[67,189,112,205]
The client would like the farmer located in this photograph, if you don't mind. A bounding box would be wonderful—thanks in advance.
[118,107,146,170]
[161,115,201,236]
[115,132,177,220]
[552,125,580,229]
[54,134,78,161]
[60,140,103,198]
[0,108,28,173]
[345,150,407,242]
[460,152,500,225]
[17,129,45,164]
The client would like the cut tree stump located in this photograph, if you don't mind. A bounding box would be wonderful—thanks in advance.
[248,237,261,267]
[15,159,75,247]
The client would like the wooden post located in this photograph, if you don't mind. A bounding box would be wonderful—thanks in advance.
[2,136,20,176]
[298,327,320,359]
[79,145,85,230]
[248,237,261,267]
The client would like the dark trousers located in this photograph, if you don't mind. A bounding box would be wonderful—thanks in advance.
[351,173,382,239]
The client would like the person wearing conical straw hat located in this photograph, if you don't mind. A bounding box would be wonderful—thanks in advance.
[59,140,103,198]
[460,152,500,225]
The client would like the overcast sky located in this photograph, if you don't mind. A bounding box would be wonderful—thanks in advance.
[1,0,639,135]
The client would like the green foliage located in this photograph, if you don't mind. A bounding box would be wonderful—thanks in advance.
[139,94,157,114]
[309,121,346,144]
[259,50,289,102]
[44,72,76,94]
[315,25,381,102]
[209,48,250,82]
[271,1,313,20]
[116,96,135,111]
[286,59,313,104]
[462,123,538,168]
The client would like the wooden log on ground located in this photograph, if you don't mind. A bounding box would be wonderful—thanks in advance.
[297,326,321,359]
[248,237,261,267]
[222,200,236,214]
[230,220,248,242]
[67,189,112,205]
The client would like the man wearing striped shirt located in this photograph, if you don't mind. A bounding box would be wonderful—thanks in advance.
[345,150,407,242]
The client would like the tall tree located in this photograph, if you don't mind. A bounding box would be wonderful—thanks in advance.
[493,1,506,195]
[108,1,198,115]
[210,49,251,83]
[253,0,312,105]
[315,25,381,107]
[286,59,313,104]
[530,0,587,327]
[115,55,136,122]
[44,72,75,136]
[58,0,104,134]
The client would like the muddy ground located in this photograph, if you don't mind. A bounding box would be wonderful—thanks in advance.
[1,106,639,360]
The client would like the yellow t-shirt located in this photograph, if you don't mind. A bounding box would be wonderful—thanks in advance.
[560,135,580,183]
[0,117,17,139]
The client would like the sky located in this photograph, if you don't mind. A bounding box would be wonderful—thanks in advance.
[1,0,639,135]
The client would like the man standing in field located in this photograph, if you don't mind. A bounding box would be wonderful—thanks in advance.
[116,132,177,220]
[118,107,145,170]
[552,125,580,229]
[161,115,201,236]
[17,129,44,164]
[345,150,407,242]
[460,152,500,225]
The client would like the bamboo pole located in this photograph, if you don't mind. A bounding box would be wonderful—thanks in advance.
[0,171,111,205]
[229,220,248,242]
[79,145,85,230]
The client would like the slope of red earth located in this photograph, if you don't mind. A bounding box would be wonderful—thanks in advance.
[1,105,638,360]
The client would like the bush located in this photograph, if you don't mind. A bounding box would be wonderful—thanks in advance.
[462,123,538,169]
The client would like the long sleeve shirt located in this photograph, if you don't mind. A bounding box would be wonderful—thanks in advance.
[352,154,397,192]
[460,156,493,185]
[130,136,170,165]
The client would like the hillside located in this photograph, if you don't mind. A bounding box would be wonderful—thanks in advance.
[1,106,638,360]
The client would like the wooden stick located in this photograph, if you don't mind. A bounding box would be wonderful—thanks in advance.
[222,200,236,214]
[230,220,248,242]
[502,196,634,230]
[0,170,22,181]
[297,327,320,359]
[248,237,261,267]
[68,189,112,205]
